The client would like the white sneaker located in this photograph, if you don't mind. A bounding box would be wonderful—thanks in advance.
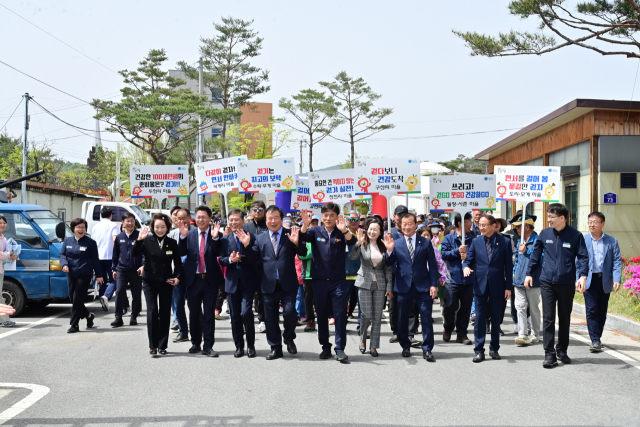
[515,335,531,346]
[258,322,266,333]
[529,335,540,343]
[100,296,109,312]
[1,320,16,327]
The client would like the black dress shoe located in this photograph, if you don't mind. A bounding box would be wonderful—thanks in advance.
[489,350,501,360]
[188,344,202,354]
[266,349,283,360]
[359,345,366,354]
[67,325,79,333]
[173,333,189,343]
[247,347,256,358]
[129,316,138,326]
[234,348,245,358]
[86,313,95,329]
[543,356,558,368]
[149,349,157,355]
[370,348,379,357]
[473,353,485,363]
[202,348,219,357]
[401,348,411,358]
[285,340,297,355]
[423,350,435,362]
[158,349,167,355]
[111,318,124,328]
[558,352,571,364]
[319,348,332,359]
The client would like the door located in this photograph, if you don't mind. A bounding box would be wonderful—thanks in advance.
[564,183,578,228]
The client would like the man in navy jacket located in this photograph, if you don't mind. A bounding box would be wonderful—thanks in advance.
[384,213,439,362]
[218,209,257,358]
[178,206,223,357]
[246,206,307,360]
[526,203,589,368]
[300,203,355,363]
[440,212,476,344]
[463,214,513,363]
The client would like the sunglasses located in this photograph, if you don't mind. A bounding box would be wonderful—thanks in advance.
[252,207,265,212]
[347,218,359,222]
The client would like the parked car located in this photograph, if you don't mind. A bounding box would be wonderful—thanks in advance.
[0,203,75,316]
[144,209,171,218]
[82,201,151,232]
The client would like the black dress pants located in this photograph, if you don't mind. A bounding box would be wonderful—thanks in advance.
[187,276,218,349]
[303,279,315,322]
[389,294,418,337]
[116,270,142,318]
[443,283,474,337]
[142,279,173,349]
[263,281,297,350]
[228,280,256,349]
[540,280,575,357]
[68,274,92,326]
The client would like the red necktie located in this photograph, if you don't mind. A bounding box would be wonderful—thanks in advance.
[198,231,206,274]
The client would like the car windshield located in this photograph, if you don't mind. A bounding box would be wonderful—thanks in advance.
[27,210,74,241]
[130,205,151,224]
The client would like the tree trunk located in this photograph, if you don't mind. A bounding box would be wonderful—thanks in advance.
[308,135,314,172]
[350,138,355,169]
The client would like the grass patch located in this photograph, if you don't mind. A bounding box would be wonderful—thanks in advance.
[574,288,640,322]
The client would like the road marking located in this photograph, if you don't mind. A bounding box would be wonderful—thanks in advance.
[569,329,640,371]
[0,301,100,341]
[0,383,50,425]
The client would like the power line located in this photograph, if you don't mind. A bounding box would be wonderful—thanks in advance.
[0,4,118,74]
[0,93,121,119]
[30,98,96,132]
[0,98,23,134]
[0,60,90,105]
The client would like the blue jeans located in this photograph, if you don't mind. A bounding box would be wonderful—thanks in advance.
[171,283,188,334]
[295,285,306,318]
[99,260,116,299]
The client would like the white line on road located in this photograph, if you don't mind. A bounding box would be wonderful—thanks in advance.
[0,383,50,425]
[568,329,640,371]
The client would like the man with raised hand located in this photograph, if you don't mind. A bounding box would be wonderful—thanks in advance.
[300,204,355,362]
[384,213,439,362]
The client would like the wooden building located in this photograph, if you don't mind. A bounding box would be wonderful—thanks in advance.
[475,99,640,253]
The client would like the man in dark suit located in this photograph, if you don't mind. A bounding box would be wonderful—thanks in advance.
[384,213,439,362]
[463,214,513,363]
[218,209,257,358]
[246,205,307,360]
[178,206,223,357]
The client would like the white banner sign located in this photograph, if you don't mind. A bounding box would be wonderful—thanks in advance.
[309,169,357,205]
[194,155,247,196]
[354,158,421,196]
[130,165,189,201]
[291,176,310,212]
[429,174,496,212]
[494,165,561,203]
[238,158,296,195]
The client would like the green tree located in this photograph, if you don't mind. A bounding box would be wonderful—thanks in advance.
[339,152,370,169]
[177,16,270,142]
[453,1,640,59]
[438,154,487,174]
[92,49,241,165]
[279,89,342,172]
[0,138,62,184]
[319,72,394,168]
[226,118,294,159]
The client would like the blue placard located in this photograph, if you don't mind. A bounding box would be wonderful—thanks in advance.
[603,193,617,204]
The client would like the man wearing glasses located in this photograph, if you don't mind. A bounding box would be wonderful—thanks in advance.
[525,203,589,368]
[243,201,269,333]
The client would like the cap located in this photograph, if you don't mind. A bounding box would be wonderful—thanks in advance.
[394,205,409,215]
[439,214,448,219]
[312,215,320,221]
[428,221,443,228]
[509,210,537,224]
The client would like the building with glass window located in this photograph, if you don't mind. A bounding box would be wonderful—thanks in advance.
[475,99,640,253]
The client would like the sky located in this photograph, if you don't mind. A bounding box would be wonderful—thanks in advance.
[1,0,638,171]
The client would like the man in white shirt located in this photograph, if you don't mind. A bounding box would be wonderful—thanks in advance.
[92,206,123,312]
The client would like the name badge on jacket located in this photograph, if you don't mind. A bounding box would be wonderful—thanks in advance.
[563,242,571,248]
[166,251,173,255]
[79,247,87,251]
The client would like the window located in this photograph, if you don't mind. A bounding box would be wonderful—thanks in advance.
[621,173,637,189]
[211,128,222,139]
[211,88,222,104]
[92,205,102,221]
[0,212,44,248]
[57,209,66,222]
[28,210,73,241]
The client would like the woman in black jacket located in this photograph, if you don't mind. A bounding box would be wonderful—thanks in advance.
[133,213,183,356]
[60,218,104,333]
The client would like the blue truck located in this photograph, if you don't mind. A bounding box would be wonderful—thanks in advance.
[1,203,74,316]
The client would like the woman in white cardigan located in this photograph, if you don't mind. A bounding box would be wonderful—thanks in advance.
[350,218,393,357]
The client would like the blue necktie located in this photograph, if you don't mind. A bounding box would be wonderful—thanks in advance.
[485,237,493,262]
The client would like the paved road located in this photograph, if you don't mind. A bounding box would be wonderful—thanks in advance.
[3,292,640,427]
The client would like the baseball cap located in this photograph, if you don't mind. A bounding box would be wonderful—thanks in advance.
[394,205,409,215]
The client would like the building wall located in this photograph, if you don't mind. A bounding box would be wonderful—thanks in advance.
[597,172,640,254]
[239,102,273,158]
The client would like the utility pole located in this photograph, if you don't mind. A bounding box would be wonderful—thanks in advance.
[22,93,30,204]
[198,57,205,206]
[115,142,121,202]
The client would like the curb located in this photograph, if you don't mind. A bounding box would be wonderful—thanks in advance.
[573,302,640,339]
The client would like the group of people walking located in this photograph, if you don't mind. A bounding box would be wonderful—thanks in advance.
[58,200,621,368]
